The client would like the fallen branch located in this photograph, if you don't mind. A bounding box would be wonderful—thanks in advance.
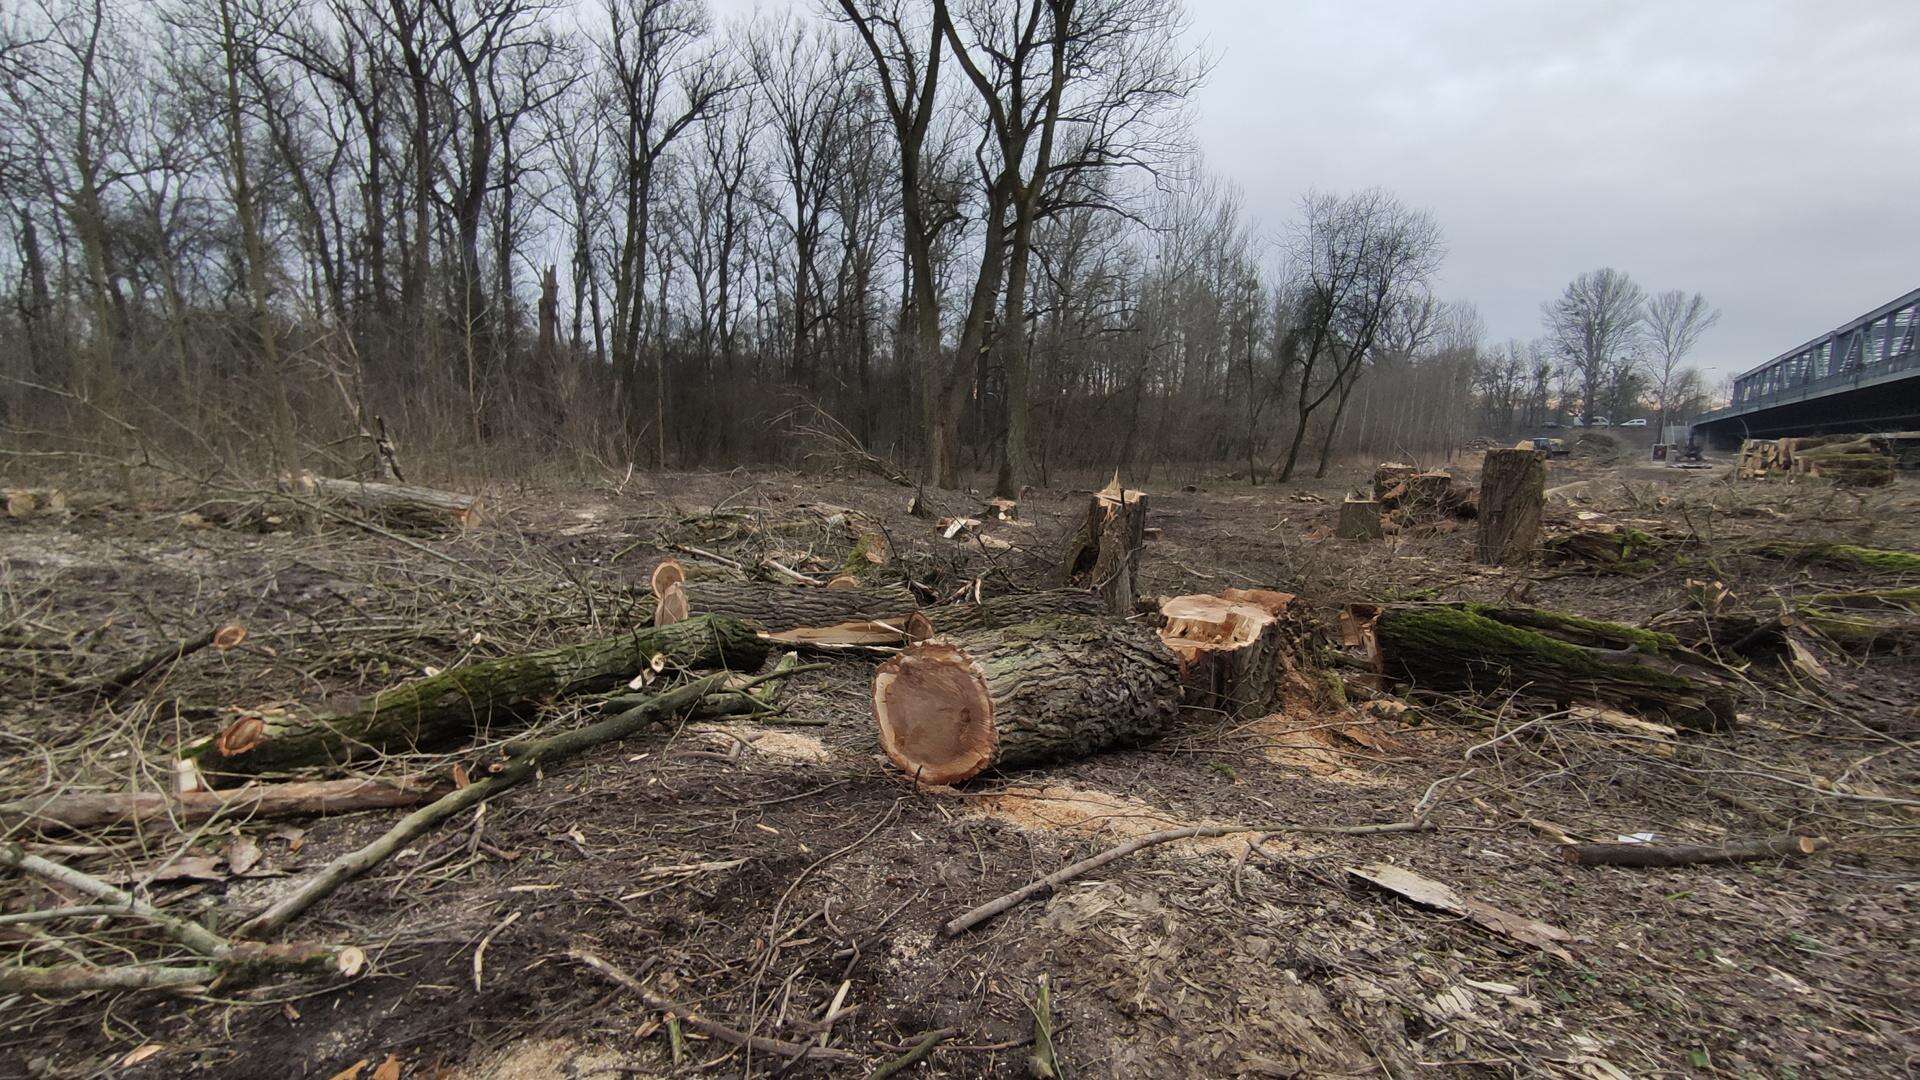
[867,1027,958,1079]
[0,777,445,834]
[0,843,363,993]
[236,668,803,937]
[941,818,1429,936]
[88,623,244,698]
[1560,835,1827,868]
[570,948,859,1064]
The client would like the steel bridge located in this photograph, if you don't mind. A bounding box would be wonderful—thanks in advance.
[1691,286,1920,450]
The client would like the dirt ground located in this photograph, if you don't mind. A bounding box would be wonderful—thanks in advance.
[2,446,1916,1079]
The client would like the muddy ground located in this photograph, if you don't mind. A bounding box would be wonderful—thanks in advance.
[1,447,1916,1078]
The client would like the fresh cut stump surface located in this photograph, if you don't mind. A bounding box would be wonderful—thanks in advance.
[871,614,1182,785]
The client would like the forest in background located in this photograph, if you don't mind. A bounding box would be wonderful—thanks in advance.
[0,0,1722,489]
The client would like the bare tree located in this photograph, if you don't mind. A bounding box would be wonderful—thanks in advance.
[1543,267,1645,424]
[1643,288,1719,436]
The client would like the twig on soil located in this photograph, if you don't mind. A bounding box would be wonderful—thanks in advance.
[866,1027,958,1079]
[569,949,858,1063]
[941,817,1432,937]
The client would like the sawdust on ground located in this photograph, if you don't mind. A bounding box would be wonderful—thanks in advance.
[963,782,1316,858]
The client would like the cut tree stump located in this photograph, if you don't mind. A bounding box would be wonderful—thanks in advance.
[872,614,1182,784]
[285,472,482,528]
[182,615,767,776]
[1476,448,1545,565]
[1356,603,1736,730]
[1060,478,1148,614]
[1158,589,1315,716]
[1337,495,1383,540]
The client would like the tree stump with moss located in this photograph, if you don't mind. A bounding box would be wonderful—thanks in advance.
[182,615,768,777]
[872,614,1182,784]
[1476,448,1544,565]
[1356,603,1736,730]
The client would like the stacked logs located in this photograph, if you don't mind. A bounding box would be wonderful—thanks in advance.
[1739,435,1895,487]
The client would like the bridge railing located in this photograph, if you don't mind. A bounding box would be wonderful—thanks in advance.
[1695,343,1920,425]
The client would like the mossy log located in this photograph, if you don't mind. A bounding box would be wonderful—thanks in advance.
[872,614,1182,784]
[183,615,767,777]
[1745,541,1920,575]
[1363,604,1736,730]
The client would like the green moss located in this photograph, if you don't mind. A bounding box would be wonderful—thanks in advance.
[1381,607,1697,693]
[1000,613,1109,645]
[1750,541,1920,574]
[1461,604,1679,655]
[842,534,877,577]
[1801,587,1920,613]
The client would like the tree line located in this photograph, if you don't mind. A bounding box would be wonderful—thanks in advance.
[0,0,1719,489]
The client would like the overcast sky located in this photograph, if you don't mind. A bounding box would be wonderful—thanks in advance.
[721,1,1918,384]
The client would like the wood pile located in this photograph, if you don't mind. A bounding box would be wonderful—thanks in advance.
[1372,464,1477,534]
[1738,434,1895,487]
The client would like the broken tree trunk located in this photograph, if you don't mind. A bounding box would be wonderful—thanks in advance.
[1561,835,1826,868]
[1476,448,1545,565]
[1359,603,1736,730]
[285,472,482,528]
[872,614,1182,784]
[1337,495,1383,540]
[181,615,767,777]
[0,777,444,833]
[1372,463,1417,500]
[1060,480,1147,614]
[1158,589,1315,716]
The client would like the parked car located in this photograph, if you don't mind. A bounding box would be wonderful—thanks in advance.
[1591,416,1611,427]
[1620,418,1648,428]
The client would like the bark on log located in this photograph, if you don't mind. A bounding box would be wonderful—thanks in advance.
[1476,449,1545,565]
[181,615,767,776]
[872,614,1182,784]
[1561,835,1825,868]
[925,589,1106,633]
[666,580,919,628]
[287,472,482,528]
[1158,589,1314,716]
[1361,603,1736,730]
[0,778,444,833]
[1059,483,1147,614]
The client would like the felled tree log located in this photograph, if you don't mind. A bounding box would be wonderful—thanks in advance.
[1745,541,1920,575]
[1476,448,1544,565]
[926,589,1106,633]
[1059,480,1148,614]
[182,615,767,776]
[657,579,918,629]
[1360,603,1736,730]
[0,777,444,833]
[872,614,1182,784]
[1158,589,1314,716]
[1561,835,1825,868]
[286,472,482,528]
